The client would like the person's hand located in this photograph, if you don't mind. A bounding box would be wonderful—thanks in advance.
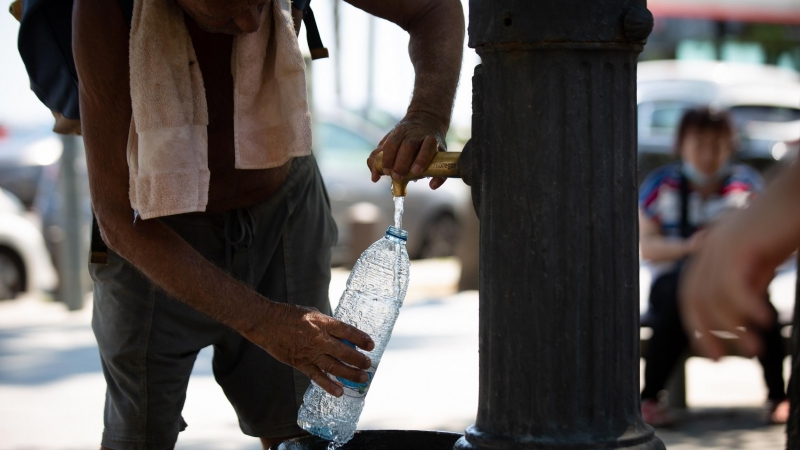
[679,216,779,360]
[367,112,448,190]
[244,302,375,397]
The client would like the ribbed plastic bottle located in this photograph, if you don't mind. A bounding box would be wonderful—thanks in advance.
[297,226,410,445]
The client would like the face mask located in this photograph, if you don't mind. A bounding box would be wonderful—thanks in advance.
[682,161,730,187]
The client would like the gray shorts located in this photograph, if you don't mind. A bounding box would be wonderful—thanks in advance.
[90,155,336,450]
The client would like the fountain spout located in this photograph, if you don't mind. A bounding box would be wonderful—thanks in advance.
[374,146,473,197]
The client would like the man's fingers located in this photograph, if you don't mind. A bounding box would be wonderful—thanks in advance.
[329,321,375,352]
[411,136,439,175]
[731,327,763,358]
[367,149,382,183]
[305,366,344,397]
[681,277,725,360]
[317,355,369,384]
[430,177,446,190]
[328,339,372,370]
[736,291,774,330]
[391,139,420,181]
[378,133,402,176]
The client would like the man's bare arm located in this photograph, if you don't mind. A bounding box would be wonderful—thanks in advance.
[72,0,372,396]
[355,0,465,188]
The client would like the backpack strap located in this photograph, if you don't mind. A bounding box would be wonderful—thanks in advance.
[118,0,134,28]
[292,0,328,60]
[678,169,693,239]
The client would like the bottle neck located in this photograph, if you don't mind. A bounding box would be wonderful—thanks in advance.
[385,226,407,245]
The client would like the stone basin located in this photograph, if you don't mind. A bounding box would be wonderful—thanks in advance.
[277,430,462,450]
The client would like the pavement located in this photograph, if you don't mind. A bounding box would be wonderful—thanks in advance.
[0,259,793,449]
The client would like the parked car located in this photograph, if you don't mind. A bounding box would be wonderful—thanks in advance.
[0,187,58,299]
[315,112,470,265]
[637,60,800,183]
[0,125,62,207]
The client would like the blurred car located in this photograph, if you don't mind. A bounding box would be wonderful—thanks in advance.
[0,125,63,207]
[0,187,58,299]
[637,60,800,183]
[315,112,470,265]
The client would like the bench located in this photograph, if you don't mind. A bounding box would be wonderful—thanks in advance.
[639,314,793,409]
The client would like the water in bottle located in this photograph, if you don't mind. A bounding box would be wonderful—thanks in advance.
[297,199,410,447]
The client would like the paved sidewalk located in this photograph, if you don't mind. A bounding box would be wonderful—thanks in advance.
[0,259,791,449]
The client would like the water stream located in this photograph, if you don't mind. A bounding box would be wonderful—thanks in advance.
[393,196,404,229]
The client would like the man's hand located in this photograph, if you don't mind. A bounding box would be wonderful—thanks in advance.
[348,0,464,190]
[679,164,800,360]
[679,218,777,360]
[367,112,448,190]
[245,303,375,397]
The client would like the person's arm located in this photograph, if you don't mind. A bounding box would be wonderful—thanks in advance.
[639,210,697,263]
[356,0,465,189]
[680,162,800,359]
[73,0,372,397]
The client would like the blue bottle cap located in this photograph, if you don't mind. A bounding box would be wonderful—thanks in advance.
[386,226,408,241]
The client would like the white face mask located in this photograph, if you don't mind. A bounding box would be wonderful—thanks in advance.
[682,161,730,187]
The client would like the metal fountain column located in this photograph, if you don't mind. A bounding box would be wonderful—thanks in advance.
[455,1,665,449]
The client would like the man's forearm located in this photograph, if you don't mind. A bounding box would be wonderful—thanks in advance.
[347,0,465,131]
[101,215,270,336]
[404,1,464,130]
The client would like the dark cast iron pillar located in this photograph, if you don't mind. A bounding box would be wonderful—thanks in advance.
[456,1,664,449]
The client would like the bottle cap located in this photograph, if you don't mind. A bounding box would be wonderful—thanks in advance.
[386,226,408,241]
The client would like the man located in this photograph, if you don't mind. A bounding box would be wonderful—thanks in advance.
[72,0,464,448]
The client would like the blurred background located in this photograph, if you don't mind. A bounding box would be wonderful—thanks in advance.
[0,0,799,449]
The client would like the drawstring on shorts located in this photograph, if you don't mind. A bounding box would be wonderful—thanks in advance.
[223,208,256,272]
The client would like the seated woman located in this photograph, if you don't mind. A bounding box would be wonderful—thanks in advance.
[638,107,788,426]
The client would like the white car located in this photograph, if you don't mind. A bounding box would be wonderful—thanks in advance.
[315,112,470,265]
[637,60,800,182]
[0,188,58,299]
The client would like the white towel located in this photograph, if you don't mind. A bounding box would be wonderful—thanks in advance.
[128,0,312,220]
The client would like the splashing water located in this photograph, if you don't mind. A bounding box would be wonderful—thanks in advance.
[327,442,342,450]
[393,196,404,229]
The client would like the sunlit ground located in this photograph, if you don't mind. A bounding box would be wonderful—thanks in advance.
[0,259,791,450]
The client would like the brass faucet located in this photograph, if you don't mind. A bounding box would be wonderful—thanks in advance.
[374,151,463,196]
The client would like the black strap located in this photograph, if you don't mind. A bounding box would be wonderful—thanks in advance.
[678,166,732,239]
[302,4,328,60]
[678,169,693,239]
[119,0,134,28]
[292,0,328,60]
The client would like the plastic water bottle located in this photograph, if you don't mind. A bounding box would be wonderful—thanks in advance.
[297,225,410,445]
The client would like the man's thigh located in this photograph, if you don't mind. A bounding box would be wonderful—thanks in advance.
[91,247,228,449]
[213,156,336,438]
